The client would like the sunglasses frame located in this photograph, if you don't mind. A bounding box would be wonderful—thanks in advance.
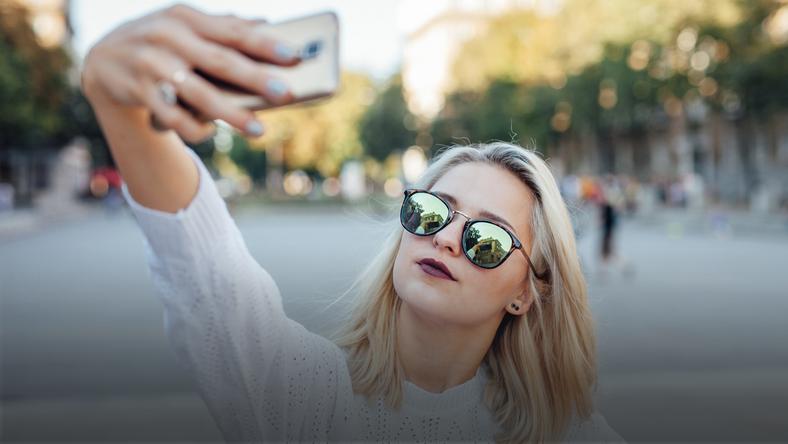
[401,189,550,281]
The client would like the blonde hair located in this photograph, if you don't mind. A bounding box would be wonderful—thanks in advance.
[331,142,596,442]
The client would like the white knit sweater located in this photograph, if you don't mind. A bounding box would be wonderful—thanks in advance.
[121,147,624,443]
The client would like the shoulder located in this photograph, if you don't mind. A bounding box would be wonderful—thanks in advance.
[563,411,625,443]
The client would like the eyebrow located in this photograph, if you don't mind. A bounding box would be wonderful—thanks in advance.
[432,191,518,234]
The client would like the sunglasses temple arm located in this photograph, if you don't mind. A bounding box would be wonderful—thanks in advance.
[524,253,550,282]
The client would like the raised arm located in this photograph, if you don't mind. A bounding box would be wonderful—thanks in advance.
[117,148,349,441]
[81,6,351,440]
[81,4,297,214]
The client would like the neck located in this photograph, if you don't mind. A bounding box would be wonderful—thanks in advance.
[396,301,500,393]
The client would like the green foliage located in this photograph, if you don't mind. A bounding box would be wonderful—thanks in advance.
[252,72,373,177]
[187,131,267,185]
[566,43,666,133]
[430,90,481,145]
[186,134,216,163]
[435,0,787,156]
[0,34,36,148]
[450,0,743,92]
[359,76,417,161]
[431,80,558,149]
[0,2,73,149]
[63,91,113,167]
[698,1,788,118]
[228,134,267,185]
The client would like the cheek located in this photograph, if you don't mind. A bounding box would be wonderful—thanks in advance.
[391,234,525,323]
[392,235,448,310]
[458,274,510,307]
[464,263,527,308]
[392,234,411,295]
[393,237,510,317]
[393,235,425,297]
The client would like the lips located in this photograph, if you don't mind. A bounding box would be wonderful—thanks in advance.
[417,258,456,281]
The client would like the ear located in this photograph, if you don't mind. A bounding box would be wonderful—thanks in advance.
[505,293,533,316]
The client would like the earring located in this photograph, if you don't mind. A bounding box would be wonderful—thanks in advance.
[510,303,519,311]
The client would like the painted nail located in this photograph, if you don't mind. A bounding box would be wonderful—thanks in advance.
[266,78,288,97]
[246,119,264,136]
[274,42,296,60]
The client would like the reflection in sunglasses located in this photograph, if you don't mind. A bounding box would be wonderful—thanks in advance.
[465,235,507,265]
[403,193,448,235]
[402,191,515,268]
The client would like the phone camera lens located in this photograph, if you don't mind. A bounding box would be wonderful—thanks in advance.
[300,40,323,60]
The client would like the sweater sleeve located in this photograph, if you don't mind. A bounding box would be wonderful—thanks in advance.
[121,147,347,442]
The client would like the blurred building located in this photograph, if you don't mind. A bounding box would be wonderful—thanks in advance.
[551,105,788,211]
[402,10,489,118]
[402,0,558,118]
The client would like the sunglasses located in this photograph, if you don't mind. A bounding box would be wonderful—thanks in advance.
[400,189,549,279]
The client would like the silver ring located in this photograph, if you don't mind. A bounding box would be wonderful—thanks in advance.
[156,80,177,106]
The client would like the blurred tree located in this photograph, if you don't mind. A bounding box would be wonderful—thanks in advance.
[431,80,557,151]
[185,128,267,187]
[685,0,788,194]
[228,133,267,185]
[430,0,787,205]
[429,89,481,146]
[252,72,374,178]
[450,0,742,93]
[186,132,217,168]
[183,72,374,188]
[359,75,417,162]
[559,42,672,172]
[697,1,788,117]
[63,91,113,167]
[0,2,72,149]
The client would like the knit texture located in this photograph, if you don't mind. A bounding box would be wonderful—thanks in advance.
[121,147,624,443]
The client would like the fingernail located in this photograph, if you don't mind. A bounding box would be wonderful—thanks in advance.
[246,119,264,136]
[274,42,296,60]
[266,78,288,97]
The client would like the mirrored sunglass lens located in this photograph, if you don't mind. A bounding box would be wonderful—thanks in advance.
[463,221,513,268]
[401,192,449,235]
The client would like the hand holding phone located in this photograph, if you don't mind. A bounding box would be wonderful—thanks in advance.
[82,5,338,141]
[201,11,340,112]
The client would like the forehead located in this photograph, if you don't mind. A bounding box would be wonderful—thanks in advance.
[430,162,536,238]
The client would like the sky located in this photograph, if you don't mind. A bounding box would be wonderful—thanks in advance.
[71,0,459,80]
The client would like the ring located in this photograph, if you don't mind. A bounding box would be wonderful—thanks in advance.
[156,80,177,106]
[156,69,188,106]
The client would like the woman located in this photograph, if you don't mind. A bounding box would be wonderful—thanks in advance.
[82,5,623,442]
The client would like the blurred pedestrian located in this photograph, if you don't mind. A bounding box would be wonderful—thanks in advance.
[601,196,618,262]
[598,175,621,263]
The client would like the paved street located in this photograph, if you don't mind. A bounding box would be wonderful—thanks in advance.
[574,209,788,442]
[1,203,787,442]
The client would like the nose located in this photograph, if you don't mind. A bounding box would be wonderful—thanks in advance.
[432,212,467,255]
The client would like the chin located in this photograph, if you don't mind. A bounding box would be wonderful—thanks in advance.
[397,279,453,314]
[400,291,446,317]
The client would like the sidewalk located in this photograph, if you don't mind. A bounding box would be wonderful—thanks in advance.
[632,205,788,238]
[0,209,38,241]
[2,392,222,441]
[0,201,100,245]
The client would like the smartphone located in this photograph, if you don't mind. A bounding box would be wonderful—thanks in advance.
[200,11,340,111]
